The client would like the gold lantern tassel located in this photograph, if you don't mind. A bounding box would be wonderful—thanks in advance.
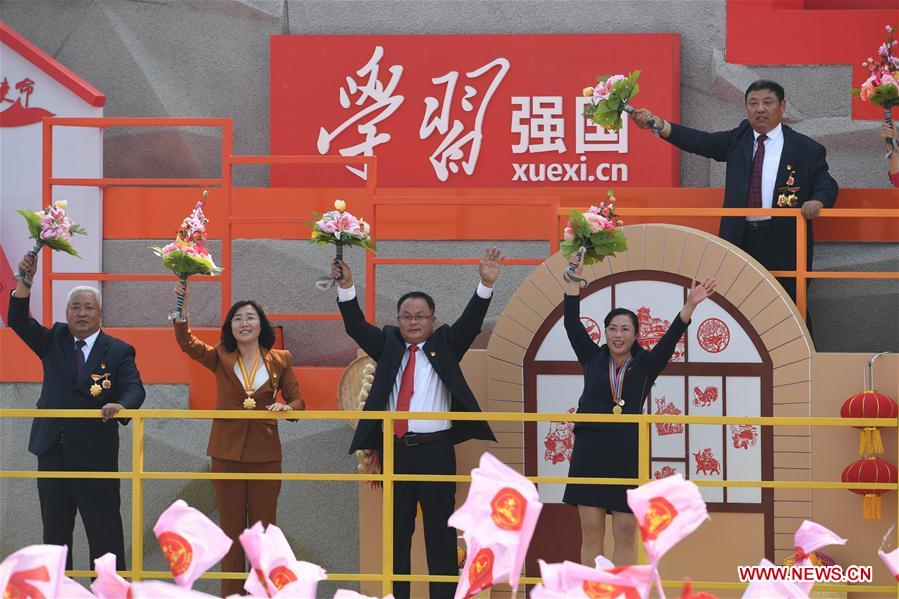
[863,494,881,520]
[860,427,884,456]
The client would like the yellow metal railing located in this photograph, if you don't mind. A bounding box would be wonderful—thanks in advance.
[0,408,897,596]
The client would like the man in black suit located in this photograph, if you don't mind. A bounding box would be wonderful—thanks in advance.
[8,253,145,570]
[331,247,501,599]
[633,80,839,302]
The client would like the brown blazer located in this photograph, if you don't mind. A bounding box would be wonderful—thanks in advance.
[174,321,304,463]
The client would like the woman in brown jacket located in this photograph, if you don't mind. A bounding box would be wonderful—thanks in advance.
[173,283,303,596]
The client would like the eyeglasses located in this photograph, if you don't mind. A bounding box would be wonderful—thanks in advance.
[398,314,434,323]
[231,315,259,324]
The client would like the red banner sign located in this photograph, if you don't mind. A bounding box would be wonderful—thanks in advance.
[271,34,680,187]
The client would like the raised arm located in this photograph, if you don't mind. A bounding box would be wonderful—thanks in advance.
[333,259,386,360]
[644,278,717,373]
[7,253,51,358]
[563,255,600,364]
[632,109,739,163]
[172,281,220,371]
[447,247,502,357]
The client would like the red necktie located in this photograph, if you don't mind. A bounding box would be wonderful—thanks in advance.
[75,339,86,380]
[746,133,768,209]
[394,344,418,438]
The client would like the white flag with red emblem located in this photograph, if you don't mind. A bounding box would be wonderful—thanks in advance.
[879,547,899,580]
[448,452,543,596]
[741,559,808,598]
[130,580,219,597]
[626,474,709,565]
[152,499,233,588]
[455,534,518,599]
[332,591,395,598]
[239,521,326,598]
[529,559,653,599]
[0,544,68,599]
[58,576,96,598]
[791,520,847,595]
[91,552,131,598]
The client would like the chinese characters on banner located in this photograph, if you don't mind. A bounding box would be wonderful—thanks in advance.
[271,34,680,187]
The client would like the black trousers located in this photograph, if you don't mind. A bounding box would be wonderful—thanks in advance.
[740,224,813,335]
[37,436,126,571]
[392,433,458,599]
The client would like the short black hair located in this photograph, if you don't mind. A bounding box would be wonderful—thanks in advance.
[397,291,436,314]
[604,308,639,331]
[221,300,277,352]
[744,79,785,102]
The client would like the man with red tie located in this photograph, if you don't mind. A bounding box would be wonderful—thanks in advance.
[332,248,501,599]
[633,80,839,302]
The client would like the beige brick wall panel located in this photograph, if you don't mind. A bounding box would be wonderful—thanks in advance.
[769,338,811,369]
[488,379,524,402]
[527,266,566,307]
[774,488,812,502]
[678,233,708,280]
[773,426,812,436]
[761,317,803,351]
[772,501,812,518]
[749,298,793,336]
[693,239,728,284]
[772,402,811,419]
[773,468,811,482]
[515,278,557,318]
[643,225,667,271]
[774,452,811,469]
[738,282,780,320]
[773,436,811,452]
[487,357,523,385]
[499,295,545,333]
[623,225,646,271]
[487,334,527,365]
[660,228,687,274]
[773,360,810,388]
[773,381,810,405]
[491,432,524,448]
[715,252,750,296]
[773,516,808,534]
[723,266,765,307]
[492,316,534,350]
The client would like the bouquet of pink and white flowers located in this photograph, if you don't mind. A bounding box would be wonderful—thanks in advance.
[310,199,374,290]
[15,199,87,279]
[561,191,628,286]
[853,24,899,155]
[582,70,661,133]
[151,191,222,319]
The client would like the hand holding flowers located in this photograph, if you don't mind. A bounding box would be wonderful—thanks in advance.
[561,191,628,287]
[582,70,662,134]
[311,199,373,291]
[853,24,899,156]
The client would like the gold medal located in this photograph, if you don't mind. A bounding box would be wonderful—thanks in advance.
[237,350,262,410]
[90,383,102,397]
[612,405,622,415]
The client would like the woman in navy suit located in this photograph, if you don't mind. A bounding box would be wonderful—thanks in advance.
[561,255,716,566]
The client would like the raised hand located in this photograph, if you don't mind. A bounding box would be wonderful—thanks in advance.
[331,259,353,289]
[478,246,504,287]
[687,277,717,306]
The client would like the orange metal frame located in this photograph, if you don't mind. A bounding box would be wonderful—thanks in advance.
[37,115,899,342]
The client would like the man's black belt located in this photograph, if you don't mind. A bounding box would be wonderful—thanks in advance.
[744,219,772,230]
[394,430,452,446]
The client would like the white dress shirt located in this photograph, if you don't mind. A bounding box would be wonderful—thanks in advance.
[337,283,493,433]
[747,123,783,222]
[233,359,270,393]
[75,329,101,362]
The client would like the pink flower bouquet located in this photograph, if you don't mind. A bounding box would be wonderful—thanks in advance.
[582,70,661,133]
[15,199,86,279]
[151,191,222,319]
[310,199,374,290]
[852,25,899,154]
[561,191,628,285]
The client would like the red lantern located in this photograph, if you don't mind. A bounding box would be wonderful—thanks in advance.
[840,353,898,457]
[841,457,898,520]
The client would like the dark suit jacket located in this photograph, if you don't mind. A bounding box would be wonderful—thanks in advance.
[667,120,839,269]
[8,294,146,470]
[174,320,304,463]
[340,292,497,455]
[564,295,688,433]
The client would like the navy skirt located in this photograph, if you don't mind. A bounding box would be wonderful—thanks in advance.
[562,427,638,513]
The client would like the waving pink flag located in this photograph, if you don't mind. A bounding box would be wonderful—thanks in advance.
[152,499,233,588]
[741,559,807,598]
[678,578,719,599]
[333,591,395,598]
[878,547,899,580]
[130,580,219,597]
[626,474,708,565]
[560,560,654,599]
[59,576,96,598]
[91,552,131,598]
[454,534,516,599]
[790,520,847,595]
[0,544,68,599]
[449,452,543,595]
[239,522,326,598]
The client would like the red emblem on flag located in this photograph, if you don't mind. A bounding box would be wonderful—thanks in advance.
[693,448,721,475]
[692,386,719,407]
[4,566,50,599]
[637,307,685,361]
[491,487,526,531]
[581,316,602,345]
[731,424,759,449]
[653,396,684,436]
[466,547,494,597]
[158,531,193,577]
[269,565,298,590]
[583,579,641,599]
[696,318,730,353]
[639,496,678,541]
[544,407,576,464]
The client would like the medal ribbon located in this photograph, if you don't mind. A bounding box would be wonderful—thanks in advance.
[237,350,262,399]
[608,354,633,410]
